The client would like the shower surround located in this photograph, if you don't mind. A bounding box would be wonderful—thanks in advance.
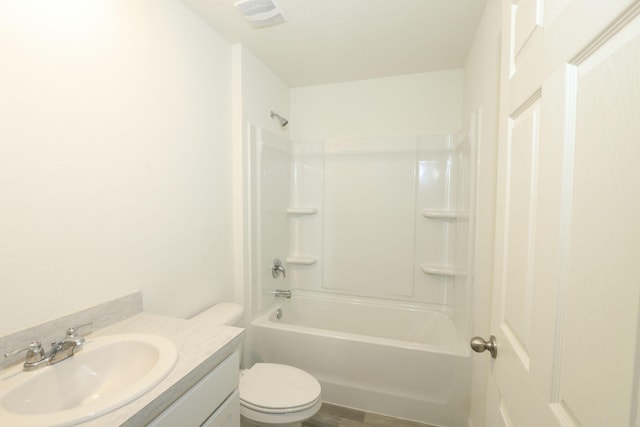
[248,125,475,426]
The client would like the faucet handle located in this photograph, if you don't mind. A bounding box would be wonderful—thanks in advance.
[4,341,45,363]
[65,322,93,338]
[272,258,286,279]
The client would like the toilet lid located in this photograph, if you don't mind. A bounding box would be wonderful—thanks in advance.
[239,363,321,411]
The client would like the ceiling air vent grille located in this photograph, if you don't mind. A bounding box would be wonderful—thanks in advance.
[233,0,287,28]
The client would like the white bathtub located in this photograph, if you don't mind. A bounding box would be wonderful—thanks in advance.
[250,293,471,427]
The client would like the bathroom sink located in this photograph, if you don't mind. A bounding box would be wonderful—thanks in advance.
[0,333,177,427]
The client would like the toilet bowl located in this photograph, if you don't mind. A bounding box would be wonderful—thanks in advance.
[240,363,321,426]
[193,303,322,426]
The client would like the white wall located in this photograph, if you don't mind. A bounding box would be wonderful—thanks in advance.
[237,46,290,135]
[462,1,502,426]
[0,0,234,336]
[289,70,463,140]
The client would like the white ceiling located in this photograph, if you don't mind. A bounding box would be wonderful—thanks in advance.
[180,0,488,87]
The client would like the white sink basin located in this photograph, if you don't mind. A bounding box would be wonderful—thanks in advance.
[0,333,177,427]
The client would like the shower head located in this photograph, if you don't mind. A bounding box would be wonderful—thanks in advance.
[270,110,289,128]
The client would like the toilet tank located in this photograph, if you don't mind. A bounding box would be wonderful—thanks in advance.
[192,303,244,326]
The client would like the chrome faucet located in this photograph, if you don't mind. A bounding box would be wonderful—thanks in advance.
[273,289,292,299]
[3,341,47,370]
[49,323,92,364]
[4,323,92,371]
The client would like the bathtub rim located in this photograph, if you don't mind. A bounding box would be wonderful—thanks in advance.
[252,291,469,357]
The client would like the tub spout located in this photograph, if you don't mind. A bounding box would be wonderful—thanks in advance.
[273,289,291,299]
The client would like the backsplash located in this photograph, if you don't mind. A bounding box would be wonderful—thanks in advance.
[0,293,142,371]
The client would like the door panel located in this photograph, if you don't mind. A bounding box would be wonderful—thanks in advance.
[559,24,640,427]
[502,99,540,368]
[488,0,640,426]
[513,0,543,60]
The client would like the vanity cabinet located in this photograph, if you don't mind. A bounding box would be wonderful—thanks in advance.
[149,351,240,427]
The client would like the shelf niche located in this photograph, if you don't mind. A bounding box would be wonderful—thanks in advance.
[286,207,318,215]
[421,209,469,220]
[286,256,318,265]
[420,264,466,277]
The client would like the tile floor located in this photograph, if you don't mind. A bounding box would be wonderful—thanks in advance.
[301,403,437,427]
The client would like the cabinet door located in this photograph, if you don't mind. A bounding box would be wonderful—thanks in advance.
[202,390,240,427]
[149,352,239,427]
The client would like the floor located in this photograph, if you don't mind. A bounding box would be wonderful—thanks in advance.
[301,403,437,427]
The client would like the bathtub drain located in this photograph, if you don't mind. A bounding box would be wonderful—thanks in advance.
[276,309,282,320]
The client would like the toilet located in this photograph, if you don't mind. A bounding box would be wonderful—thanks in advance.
[195,303,322,427]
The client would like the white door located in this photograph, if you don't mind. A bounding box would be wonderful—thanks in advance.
[482,0,640,426]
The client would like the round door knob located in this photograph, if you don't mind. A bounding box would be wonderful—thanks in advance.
[470,335,497,358]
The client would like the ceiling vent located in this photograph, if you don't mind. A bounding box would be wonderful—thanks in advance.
[233,0,287,28]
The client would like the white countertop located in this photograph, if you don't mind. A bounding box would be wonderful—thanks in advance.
[72,310,244,427]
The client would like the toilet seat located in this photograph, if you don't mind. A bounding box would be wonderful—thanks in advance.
[241,397,320,414]
[240,398,322,425]
[239,363,322,424]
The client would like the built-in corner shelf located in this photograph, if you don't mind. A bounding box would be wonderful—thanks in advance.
[286,207,318,215]
[286,256,318,265]
[420,264,466,277]
[421,209,469,220]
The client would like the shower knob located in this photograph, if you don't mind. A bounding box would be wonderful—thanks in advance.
[470,335,497,359]
[272,258,286,279]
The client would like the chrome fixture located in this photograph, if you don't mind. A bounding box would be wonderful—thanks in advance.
[3,341,45,369]
[276,309,283,319]
[273,289,291,299]
[270,110,289,128]
[272,258,286,279]
[470,335,497,359]
[4,322,92,371]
